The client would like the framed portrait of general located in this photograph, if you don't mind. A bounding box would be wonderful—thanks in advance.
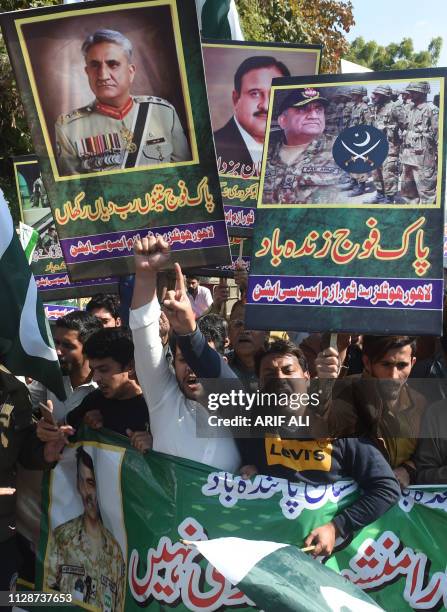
[202,40,321,236]
[1,0,231,280]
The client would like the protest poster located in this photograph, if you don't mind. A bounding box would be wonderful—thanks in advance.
[32,428,447,612]
[1,0,231,281]
[202,40,321,236]
[13,156,119,300]
[190,236,251,278]
[245,69,446,335]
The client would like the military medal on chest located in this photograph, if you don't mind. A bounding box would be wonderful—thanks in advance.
[120,125,137,153]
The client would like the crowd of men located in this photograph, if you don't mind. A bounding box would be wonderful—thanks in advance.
[2,243,447,604]
[264,80,438,204]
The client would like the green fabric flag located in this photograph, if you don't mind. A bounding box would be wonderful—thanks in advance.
[201,0,232,38]
[191,537,383,611]
[0,198,65,399]
[19,221,39,264]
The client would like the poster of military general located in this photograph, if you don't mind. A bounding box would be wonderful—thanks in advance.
[29,428,447,612]
[245,69,447,335]
[1,0,231,281]
[202,40,321,236]
[13,156,119,299]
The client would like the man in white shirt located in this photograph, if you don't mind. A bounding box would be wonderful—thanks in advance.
[186,274,213,319]
[129,237,240,472]
[213,56,290,176]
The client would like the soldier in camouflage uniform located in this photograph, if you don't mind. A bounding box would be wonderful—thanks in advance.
[262,89,343,204]
[364,84,406,204]
[401,81,439,203]
[343,86,373,197]
[55,29,190,177]
[45,447,125,611]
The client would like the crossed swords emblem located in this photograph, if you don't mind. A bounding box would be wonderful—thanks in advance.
[341,134,381,167]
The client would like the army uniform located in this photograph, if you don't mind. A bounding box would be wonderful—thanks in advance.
[370,86,406,203]
[401,82,439,203]
[324,100,339,135]
[46,515,125,611]
[342,100,355,129]
[346,87,372,195]
[263,136,343,204]
[55,96,191,176]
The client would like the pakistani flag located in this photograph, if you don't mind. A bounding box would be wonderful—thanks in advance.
[196,0,244,39]
[18,222,39,264]
[188,537,383,612]
[0,198,66,399]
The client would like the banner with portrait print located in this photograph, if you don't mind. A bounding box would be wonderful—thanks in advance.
[245,69,447,335]
[13,156,119,299]
[29,428,447,612]
[202,40,321,236]
[2,0,231,281]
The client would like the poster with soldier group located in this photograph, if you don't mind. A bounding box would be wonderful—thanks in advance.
[1,0,231,281]
[202,40,321,236]
[246,69,446,335]
[14,156,119,299]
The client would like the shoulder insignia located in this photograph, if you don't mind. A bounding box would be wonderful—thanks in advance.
[134,95,174,109]
[57,106,91,126]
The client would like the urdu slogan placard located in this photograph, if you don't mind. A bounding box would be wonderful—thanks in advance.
[245,69,447,335]
[1,0,231,281]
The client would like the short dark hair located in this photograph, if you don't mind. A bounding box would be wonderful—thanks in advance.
[83,327,134,368]
[255,339,308,378]
[55,311,103,344]
[197,314,227,355]
[76,446,94,476]
[170,314,227,357]
[86,294,121,319]
[234,56,290,96]
[362,335,417,363]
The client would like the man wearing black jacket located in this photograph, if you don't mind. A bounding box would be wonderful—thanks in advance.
[156,254,401,558]
[0,348,67,597]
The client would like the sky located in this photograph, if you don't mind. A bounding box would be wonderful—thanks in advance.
[346,0,447,67]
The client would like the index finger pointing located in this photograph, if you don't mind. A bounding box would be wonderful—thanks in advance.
[174,262,186,293]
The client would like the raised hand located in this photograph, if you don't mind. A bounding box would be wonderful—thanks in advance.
[133,236,170,275]
[163,263,196,335]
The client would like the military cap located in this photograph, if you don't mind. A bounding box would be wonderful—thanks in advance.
[406,81,430,94]
[350,86,367,96]
[279,88,329,115]
[372,84,392,97]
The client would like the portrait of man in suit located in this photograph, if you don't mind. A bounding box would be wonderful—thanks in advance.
[213,56,290,176]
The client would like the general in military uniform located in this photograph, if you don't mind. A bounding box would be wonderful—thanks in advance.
[262,89,343,205]
[401,81,439,203]
[45,447,125,611]
[55,29,191,177]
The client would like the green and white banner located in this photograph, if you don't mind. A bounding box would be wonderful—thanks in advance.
[0,198,65,399]
[36,428,447,611]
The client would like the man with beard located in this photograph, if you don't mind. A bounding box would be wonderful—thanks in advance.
[214,56,290,176]
[29,312,102,422]
[160,289,400,557]
[129,237,240,472]
[186,274,213,319]
[45,447,125,610]
[316,335,425,489]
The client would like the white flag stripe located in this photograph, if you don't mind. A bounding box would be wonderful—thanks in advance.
[194,537,287,584]
[320,586,383,611]
[19,277,58,361]
[0,200,14,257]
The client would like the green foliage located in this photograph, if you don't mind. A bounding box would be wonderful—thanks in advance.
[236,0,355,73]
[345,36,443,71]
